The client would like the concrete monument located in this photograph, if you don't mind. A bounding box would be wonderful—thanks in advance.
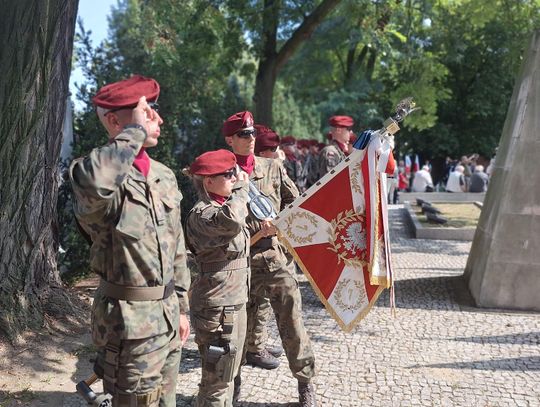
[465,30,540,310]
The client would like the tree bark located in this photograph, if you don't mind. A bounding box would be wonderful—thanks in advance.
[254,0,342,126]
[0,0,79,341]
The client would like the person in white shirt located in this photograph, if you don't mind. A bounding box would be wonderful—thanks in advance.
[446,165,466,192]
[411,165,434,192]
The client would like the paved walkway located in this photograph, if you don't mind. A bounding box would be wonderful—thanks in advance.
[65,206,540,407]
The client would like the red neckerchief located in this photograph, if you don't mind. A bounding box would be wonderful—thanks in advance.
[208,192,227,205]
[334,140,349,155]
[133,148,150,177]
[235,153,255,175]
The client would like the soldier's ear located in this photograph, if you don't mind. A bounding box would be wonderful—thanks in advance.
[104,112,122,132]
[224,136,233,147]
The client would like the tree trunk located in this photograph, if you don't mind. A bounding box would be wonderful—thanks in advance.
[0,0,79,341]
[254,0,342,126]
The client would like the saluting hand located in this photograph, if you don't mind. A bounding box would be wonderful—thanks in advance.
[131,96,153,132]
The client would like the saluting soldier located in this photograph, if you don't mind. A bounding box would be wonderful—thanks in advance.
[69,75,190,407]
[318,115,354,176]
[222,112,318,407]
[185,149,251,407]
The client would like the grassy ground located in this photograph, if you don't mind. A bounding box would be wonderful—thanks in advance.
[414,203,481,228]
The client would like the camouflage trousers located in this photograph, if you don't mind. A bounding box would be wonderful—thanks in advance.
[96,329,181,407]
[245,260,316,382]
[245,296,272,353]
[192,304,247,407]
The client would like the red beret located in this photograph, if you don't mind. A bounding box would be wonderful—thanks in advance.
[92,75,160,110]
[329,115,354,128]
[281,136,296,145]
[297,139,310,149]
[190,149,237,176]
[222,111,255,137]
[254,124,280,155]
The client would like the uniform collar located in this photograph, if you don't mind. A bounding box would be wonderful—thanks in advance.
[131,158,161,184]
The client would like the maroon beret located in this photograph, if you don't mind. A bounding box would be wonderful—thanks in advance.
[190,149,237,176]
[280,135,296,146]
[221,111,254,137]
[297,139,310,149]
[254,124,280,155]
[329,115,354,128]
[92,75,160,110]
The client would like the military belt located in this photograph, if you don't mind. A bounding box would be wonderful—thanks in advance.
[199,258,249,273]
[99,279,175,301]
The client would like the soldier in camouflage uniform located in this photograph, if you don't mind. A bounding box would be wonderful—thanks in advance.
[222,112,318,407]
[236,124,292,371]
[304,140,321,188]
[318,115,354,177]
[281,136,307,193]
[184,149,251,407]
[69,75,191,407]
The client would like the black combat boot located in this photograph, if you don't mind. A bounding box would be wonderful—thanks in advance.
[266,344,284,358]
[245,348,280,369]
[298,381,318,407]
[233,375,241,405]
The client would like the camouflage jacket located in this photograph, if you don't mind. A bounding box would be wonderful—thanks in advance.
[186,180,250,310]
[304,153,320,188]
[284,157,306,192]
[69,127,190,345]
[248,156,299,271]
[318,141,346,177]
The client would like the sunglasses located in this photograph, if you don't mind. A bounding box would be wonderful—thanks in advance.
[236,129,256,138]
[105,101,160,115]
[213,168,237,180]
[266,146,278,152]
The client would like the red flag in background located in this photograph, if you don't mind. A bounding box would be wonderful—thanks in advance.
[274,136,394,332]
[413,154,420,172]
[404,155,411,175]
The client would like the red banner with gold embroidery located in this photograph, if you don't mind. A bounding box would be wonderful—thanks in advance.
[274,137,394,332]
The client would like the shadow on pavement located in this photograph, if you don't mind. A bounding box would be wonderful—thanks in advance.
[412,356,540,371]
[180,346,201,373]
[238,403,297,406]
[450,332,540,345]
[375,274,477,311]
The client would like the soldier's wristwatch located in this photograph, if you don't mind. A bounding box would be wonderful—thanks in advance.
[123,123,148,138]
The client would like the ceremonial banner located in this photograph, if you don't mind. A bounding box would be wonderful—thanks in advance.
[273,136,395,332]
[273,98,419,331]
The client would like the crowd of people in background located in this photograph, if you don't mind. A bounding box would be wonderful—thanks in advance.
[389,151,496,203]
[273,129,496,206]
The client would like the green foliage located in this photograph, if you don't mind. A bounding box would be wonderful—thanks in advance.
[60,0,540,278]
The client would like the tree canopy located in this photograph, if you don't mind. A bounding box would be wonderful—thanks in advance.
[60,0,539,280]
